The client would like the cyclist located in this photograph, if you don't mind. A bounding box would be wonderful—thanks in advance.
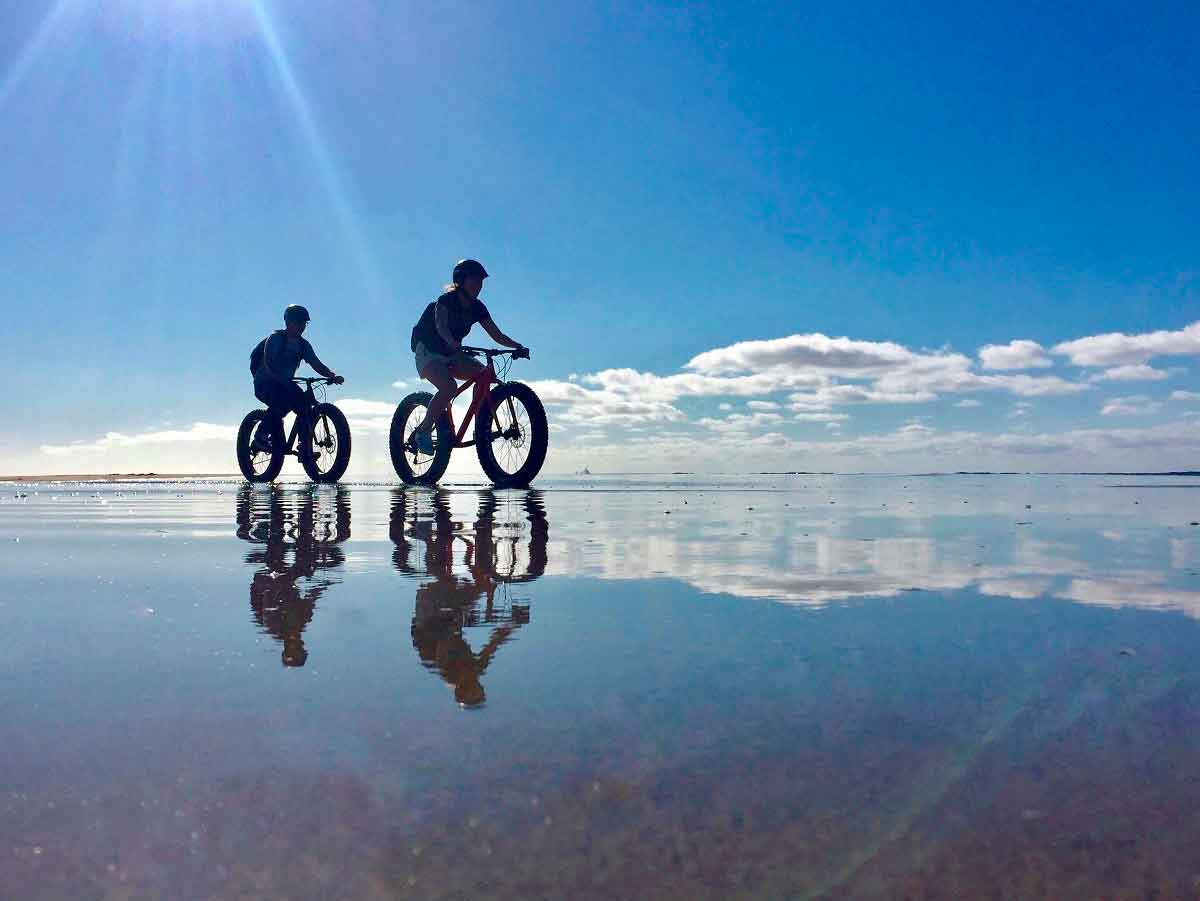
[408,259,527,454]
[251,304,344,451]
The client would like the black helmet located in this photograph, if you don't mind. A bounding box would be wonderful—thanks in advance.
[284,304,310,324]
[452,259,488,283]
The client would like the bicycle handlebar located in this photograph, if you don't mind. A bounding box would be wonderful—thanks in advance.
[460,346,529,360]
[293,377,338,385]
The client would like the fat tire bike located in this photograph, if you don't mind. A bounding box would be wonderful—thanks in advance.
[237,377,351,484]
[390,347,547,488]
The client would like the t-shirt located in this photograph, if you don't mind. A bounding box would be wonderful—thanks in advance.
[410,291,491,355]
[254,330,320,384]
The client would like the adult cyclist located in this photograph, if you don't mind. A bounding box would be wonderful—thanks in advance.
[408,260,527,454]
[251,304,344,451]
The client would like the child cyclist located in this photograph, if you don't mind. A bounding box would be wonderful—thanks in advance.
[407,260,528,453]
[251,304,344,451]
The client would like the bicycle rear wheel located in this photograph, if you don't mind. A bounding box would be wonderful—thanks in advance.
[474,382,548,488]
[236,410,285,483]
[390,392,453,485]
[300,402,351,483]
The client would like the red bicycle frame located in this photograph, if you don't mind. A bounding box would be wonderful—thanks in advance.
[443,354,512,449]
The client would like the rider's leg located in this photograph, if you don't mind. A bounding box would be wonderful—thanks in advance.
[255,381,307,444]
[415,359,456,433]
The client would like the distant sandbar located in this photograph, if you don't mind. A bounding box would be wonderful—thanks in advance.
[0,473,236,483]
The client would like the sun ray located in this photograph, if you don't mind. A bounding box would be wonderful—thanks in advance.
[249,0,381,303]
[0,0,76,109]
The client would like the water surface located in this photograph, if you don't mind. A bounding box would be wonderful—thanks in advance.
[3,475,1200,898]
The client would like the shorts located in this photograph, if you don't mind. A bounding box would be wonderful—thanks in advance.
[414,342,481,378]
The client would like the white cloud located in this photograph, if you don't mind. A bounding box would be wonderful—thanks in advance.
[1007,402,1033,419]
[1089,364,1170,382]
[971,373,1088,396]
[1053,321,1200,367]
[954,399,982,408]
[528,378,687,425]
[530,333,1088,433]
[794,412,850,423]
[41,422,235,456]
[696,412,785,433]
[391,380,407,390]
[686,333,922,376]
[978,339,1052,370]
[1100,395,1162,416]
[1172,390,1200,402]
[718,403,732,411]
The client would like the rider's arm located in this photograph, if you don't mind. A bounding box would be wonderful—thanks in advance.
[480,318,523,350]
[302,342,339,381]
[434,303,459,351]
[474,625,516,674]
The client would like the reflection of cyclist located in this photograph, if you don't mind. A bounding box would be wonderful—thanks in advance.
[237,485,350,667]
[390,487,547,707]
[407,260,527,454]
[250,305,344,451]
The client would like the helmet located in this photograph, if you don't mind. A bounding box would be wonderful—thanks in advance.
[284,304,310,325]
[452,259,488,284]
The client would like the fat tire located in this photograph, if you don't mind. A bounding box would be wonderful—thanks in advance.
[237,410,285,483]
[474,382,548,488]
[390,392,453,485]
[300,403,352,483]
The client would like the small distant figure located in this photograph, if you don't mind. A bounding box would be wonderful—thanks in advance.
[250,305,344,451]
[407,260,527,454]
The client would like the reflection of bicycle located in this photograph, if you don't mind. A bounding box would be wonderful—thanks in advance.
[235,484,351,667]
[390,347,547,488]
[390,487,548,706]
[237,378,352,483]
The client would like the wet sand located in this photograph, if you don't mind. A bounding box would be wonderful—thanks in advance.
[3,475,1200,898]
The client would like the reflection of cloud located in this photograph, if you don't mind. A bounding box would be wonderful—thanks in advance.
[1057,577,1200,613]
[542,493,1200,617]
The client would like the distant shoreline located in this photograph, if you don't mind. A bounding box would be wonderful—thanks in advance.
[3,470,1199,483]
[0,473,237,483]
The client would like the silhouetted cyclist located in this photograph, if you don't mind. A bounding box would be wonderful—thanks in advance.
[250,304,344,451]
[407,260,527,454]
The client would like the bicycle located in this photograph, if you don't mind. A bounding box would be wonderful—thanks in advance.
[389,347,548,488]
[236,378,352,483]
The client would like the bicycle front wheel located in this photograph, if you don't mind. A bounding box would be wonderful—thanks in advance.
[300,403,351,483]
[474,382,548,488]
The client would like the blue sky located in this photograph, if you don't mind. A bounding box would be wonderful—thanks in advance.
[2,0,1198,475]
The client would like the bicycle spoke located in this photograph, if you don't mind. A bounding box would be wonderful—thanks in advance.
[403,404,435,477]
[490,395,531,475]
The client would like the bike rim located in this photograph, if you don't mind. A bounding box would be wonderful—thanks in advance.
[489,395,532,476]
[248,420,275,477]
[310,414,339,475]
[403,405,438,477]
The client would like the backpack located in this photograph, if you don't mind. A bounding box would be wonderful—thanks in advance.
[249,335,269,377]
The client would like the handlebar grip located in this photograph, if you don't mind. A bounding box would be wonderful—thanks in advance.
[514,347,530,360]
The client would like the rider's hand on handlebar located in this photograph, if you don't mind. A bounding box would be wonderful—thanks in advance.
[331,374,345,385]
[513,345,530,360]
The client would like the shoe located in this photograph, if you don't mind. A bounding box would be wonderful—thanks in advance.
[413,428,435,455]
[251,432,274,454]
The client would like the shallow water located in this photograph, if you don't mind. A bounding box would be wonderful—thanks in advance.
[3,474,1200,898]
